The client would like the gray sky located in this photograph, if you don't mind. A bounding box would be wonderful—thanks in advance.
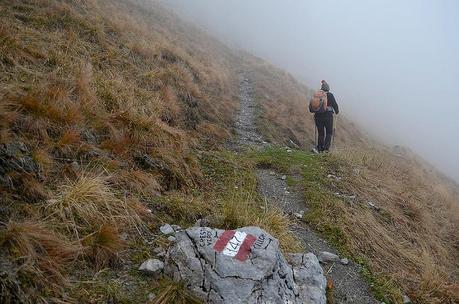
[163,0,459,181]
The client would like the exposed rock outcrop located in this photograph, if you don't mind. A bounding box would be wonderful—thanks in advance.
[164,226,326,304]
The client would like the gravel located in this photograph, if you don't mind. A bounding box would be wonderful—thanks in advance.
[229,75,269,150]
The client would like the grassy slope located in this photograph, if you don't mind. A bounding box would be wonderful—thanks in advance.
[0,0,458,303]
[249,147,459,303]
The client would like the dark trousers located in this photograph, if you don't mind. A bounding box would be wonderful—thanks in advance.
[315,114,334,151]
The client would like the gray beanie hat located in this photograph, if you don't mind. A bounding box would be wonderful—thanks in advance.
[321,80,330,91]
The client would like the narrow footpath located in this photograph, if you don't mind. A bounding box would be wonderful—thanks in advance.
[233,74,379,304]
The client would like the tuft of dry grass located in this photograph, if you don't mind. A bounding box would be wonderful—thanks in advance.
[81,224,124,270]
[44,171,140,238]
[111,169,162,197]
[31,148,54,172]
[57,129,81,147]
[0,221,79,283]
[17,86,82,126]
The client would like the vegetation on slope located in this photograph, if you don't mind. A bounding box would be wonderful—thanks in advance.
[249,147,459,303]
[0,0,239,301]
[1,0,458,303]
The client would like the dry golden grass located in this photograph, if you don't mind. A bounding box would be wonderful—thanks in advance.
[44,171,140,238]
[1,0,458,303]
[31,148,54,172]
[0,220,79,282]
[81,224,124,270]
[111,169,162,197]
[326,147,459,303]
[0,0,238,193]
[0,0,237,301]
[57,129,81,147]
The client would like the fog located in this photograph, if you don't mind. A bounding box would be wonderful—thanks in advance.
[163,0,459,181]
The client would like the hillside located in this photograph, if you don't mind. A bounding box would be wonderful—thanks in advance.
[1,0,458,303]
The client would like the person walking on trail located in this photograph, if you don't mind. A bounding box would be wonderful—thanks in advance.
[309,80,339,152]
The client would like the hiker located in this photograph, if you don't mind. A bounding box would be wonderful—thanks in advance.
[309,80,339,152]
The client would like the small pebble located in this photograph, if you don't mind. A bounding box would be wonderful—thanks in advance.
[293,212,303,219]
[159,224,174,235]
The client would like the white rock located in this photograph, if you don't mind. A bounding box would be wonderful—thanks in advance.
[269,171,275,175]
[286,149,292,153]
[165,226,327,304]
[281,175,287,180]
[159,224,174,235]
[171,224,182,231]
[139,259,164,275]
[148,293,156,301]
[318,251,340,263]
[294,212,303,219]
[167,236,176,242]
[340,258,349,265]
[367,202,380,211]
[327,174,341,181]
[402,295,412,304]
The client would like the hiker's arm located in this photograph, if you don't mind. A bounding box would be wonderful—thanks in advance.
[329,94,339,114]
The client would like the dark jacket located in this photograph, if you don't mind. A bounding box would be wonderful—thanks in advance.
[311,91,339,118]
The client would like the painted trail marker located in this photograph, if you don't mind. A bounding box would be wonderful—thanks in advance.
[213,230,257,262]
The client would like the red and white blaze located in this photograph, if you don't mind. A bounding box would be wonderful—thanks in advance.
[213,230,257,262]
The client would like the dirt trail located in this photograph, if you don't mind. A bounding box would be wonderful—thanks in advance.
[233,76,266,149]
[235,74,379,304]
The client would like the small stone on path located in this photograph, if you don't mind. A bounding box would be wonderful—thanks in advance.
[139,259,164,275]
[318,251,340,263]
[171,224,182,231]
[159,224,174,235]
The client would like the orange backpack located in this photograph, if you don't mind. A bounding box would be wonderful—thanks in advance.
[309,90,328,113]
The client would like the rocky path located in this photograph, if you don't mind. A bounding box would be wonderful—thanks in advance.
[234,74,379,304]
[233,76,266,149]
